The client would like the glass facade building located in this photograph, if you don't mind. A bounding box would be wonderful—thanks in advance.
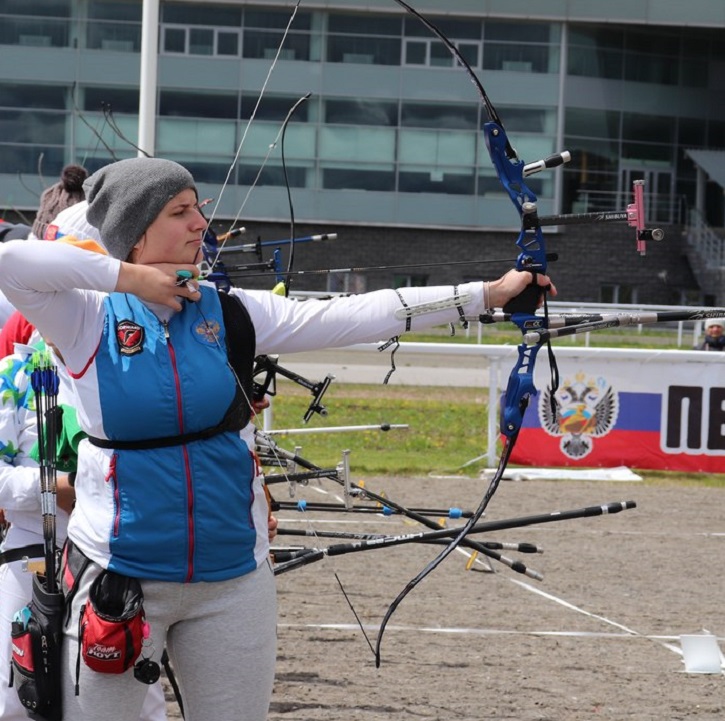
[1,0,724,234]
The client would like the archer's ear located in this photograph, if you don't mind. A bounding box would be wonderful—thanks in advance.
[128,234,146,263]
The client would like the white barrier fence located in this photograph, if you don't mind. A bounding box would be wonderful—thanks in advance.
[270,342,725,472]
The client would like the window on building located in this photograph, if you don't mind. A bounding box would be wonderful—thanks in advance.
[160,91,238,119]
[246,9,312,31]
[88,23,139,52]
[402,16,480,68]
[162,25,241,57]
[237,163,307,189]
[399,168,474,195]
[708,120,725,148]
[496,106,556,134]
[624,28,679,85]
[327,12,401,65]
[483,20,559,73]
[325,99,397,126]
[162,3,241,26]
[189,27,214,55]
[0,16,70,48]
[87,1,141,51]
[404,15,480,40]
[565,108,620,140]
[326,34,400,65]
[624,51,678,86]
[0,108,65,143]
[217,31,239,56]
[0,82,66,109]
[394,274,428,288]
[329,13,401,36]
[563,108,622,212]
[622,112,674,145]
[567,26,624,80]
[401,102,477,130]
[478,170,544,198]
[403,38,479,68]
[242,29,310,61]
[327,272,366,294]
[600,284,638,304]
[0,143,67,177]
[242,8,312,61]
[4,0,70,17]
[181,159,237,186]
[240,95,310,122]
[163,27,186,53]
[680,32,713,88]
[84,87,138,114]
[483,43,556,74]
[322,166,395,192]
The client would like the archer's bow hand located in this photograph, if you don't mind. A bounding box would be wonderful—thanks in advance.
[490,269,556,312]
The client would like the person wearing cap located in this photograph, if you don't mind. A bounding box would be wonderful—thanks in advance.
[699,318,725,351]
[0,156,555,721]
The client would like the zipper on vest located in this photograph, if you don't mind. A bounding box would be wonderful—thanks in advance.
[163,320,196,582]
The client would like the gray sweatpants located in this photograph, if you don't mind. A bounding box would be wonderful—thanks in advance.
[62,560,277,721]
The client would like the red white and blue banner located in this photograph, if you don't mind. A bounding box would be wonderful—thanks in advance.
[508,348,725,473]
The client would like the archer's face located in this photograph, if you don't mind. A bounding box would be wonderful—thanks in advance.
[707,324,723,338]
[130,189,206,266]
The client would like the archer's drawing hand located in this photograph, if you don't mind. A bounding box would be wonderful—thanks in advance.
[115,262,201,311]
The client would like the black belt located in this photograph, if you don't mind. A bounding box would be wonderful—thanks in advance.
[0,543,45,566]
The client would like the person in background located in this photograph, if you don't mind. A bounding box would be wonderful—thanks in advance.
[0,311,35,358]
[0,337,168,721]
[0,156,554,721]
[0,219,26,325]
[0,201,102,356]
[29,164,88,241]
[0,166,90,332]
[0,198,168,720]
[0,220,32,242]
[698,319,725,351]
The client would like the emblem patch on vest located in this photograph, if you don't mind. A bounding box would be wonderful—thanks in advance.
[116,320,144,356]
[193,317,221,346]
[44,224,60,240]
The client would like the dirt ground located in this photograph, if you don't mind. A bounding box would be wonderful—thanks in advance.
[164,475,725,720]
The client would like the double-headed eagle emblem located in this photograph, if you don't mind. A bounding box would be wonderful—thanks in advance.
[539,372,619,459]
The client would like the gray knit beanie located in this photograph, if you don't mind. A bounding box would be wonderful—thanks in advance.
[84,157,196,261]
[32,164,88,240]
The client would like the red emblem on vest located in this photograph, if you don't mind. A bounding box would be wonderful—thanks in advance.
[116,320,144,356]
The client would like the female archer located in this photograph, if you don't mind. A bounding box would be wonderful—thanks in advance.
[0,156,554,721]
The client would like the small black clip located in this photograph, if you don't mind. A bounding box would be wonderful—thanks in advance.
[134,657,161,685]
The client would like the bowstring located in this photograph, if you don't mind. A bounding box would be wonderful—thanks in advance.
[372,433,517,666]
[201,0,302,277]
